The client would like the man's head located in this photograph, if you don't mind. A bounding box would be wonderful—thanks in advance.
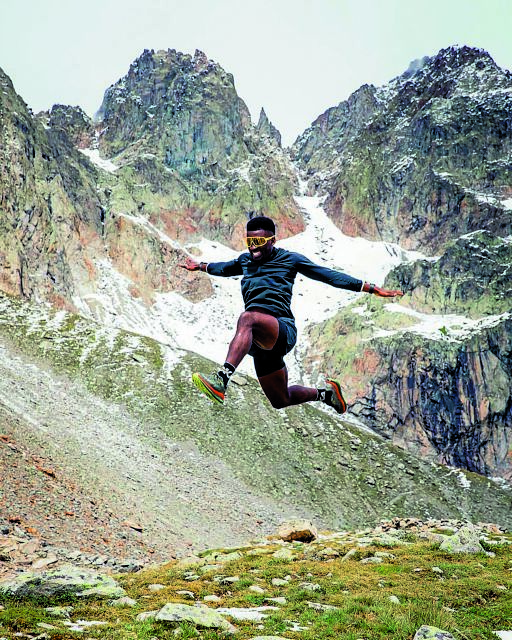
[246,216,276,261]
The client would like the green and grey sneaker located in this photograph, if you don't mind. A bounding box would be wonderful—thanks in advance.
[192,371,227,405]
[324,377,347,414]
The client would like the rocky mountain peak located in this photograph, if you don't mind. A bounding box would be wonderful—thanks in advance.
[432,44,496,72]
[96,47,252,163]
[192,48,209,69]
[387,44,510,106]
[46,104,95,149]
[256,107,282,146]
[293,43,512,251]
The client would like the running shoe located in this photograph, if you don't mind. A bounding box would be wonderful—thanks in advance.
[192,371,226,405]
[325,377,347,414]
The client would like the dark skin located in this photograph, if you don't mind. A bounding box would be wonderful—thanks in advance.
[180,228,404,408]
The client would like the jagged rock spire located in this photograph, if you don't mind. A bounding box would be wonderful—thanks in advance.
[256,108,282,147]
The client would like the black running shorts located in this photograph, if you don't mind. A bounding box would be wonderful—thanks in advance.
[248,317,297,378]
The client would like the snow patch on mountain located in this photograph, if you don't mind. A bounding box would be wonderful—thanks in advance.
[80,148,118,173]
[371,304,511,342]
[73,186,441,383]
[117,212,182,249]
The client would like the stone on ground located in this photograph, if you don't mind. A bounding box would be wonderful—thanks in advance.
[153,603,237,633]
[413,625,456,639]
[0,565,126,599]
[276,519,318,542]
[439,524,484,554]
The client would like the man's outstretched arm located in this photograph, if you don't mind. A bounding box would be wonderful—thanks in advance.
[362,282,403,298]
[179,257,209,272]
[179,256,243,277]
[294,253,403,297]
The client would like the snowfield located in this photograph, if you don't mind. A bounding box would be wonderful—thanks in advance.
[73,179,500,387]
[73,183,427,382]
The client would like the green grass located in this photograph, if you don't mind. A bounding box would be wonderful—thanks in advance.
[1,538,510,640]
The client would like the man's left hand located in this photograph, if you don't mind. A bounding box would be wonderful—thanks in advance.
[363,282,404,297]
[374,287,404,298]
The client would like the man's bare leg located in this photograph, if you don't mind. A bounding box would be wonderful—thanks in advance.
[225,310,279,368]
[258,366,318,409]
[192,310,279,404]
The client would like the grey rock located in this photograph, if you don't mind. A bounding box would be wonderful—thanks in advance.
[307,601,339,611]
[45,606,73,618]
[153,603,236,633]
[272,548,295,560]
[176,555,206,569]
[0,565,126,600]
[110,596,138,607]
[215,606,279,621]
[341,548,359,562]
[203,594,222,602]
[439,525,484,554]
[374,552,396,559]
[277,520,318,543]
[299,582,321,591]
[413,625,456,639]
[248,585,266,594]
[265,597,287,605]
[271,578,289,586]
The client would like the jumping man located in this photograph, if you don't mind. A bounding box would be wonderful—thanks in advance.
[180,216,403,414]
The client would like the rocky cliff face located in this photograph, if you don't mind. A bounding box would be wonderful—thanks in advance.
[95,48,300,245]
[384,231,512,316]
[0,50,301,311]
[303,296,512,480]
[292,46,512,253]
[0,68,104,307]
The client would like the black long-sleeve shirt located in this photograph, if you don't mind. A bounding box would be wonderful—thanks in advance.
[206,247,363,324]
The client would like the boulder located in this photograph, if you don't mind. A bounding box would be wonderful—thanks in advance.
[153,603,236,633]
[276,520,318,542]
[439,525,484,554]
[413,625,456,639]
[215,606,279,621]
[0,564,126,600]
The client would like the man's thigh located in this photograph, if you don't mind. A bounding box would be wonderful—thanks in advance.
[248,311,279,350]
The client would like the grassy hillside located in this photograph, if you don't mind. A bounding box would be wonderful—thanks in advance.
[0,292,510,533]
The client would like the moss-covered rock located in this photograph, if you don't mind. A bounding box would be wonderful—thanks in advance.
[384,230,512,316]
[0,565,126,600]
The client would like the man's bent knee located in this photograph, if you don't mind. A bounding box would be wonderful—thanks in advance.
[268,395,291,409]
[237,311,258,327]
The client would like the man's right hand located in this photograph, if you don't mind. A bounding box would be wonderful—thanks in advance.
[179,257,201,271]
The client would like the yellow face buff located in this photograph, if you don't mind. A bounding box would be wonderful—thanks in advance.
[245,235,275,249]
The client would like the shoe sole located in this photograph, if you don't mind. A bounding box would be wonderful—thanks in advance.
[326,378,347,414]
[192,373,225,405]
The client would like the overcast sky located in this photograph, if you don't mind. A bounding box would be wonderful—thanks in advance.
[1,0,511,146]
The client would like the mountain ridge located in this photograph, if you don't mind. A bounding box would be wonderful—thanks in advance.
[1,42,511,543]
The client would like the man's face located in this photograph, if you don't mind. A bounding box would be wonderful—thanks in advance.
[246,228,275,261]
